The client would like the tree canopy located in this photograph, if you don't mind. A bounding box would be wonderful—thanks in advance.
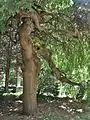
[0,0,90,117]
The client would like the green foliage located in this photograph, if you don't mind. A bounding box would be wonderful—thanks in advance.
[52,37,90,82]
[86,81,90,102]
[38,59,59,97]
[0,0,74,33]
[9,69,16,85]
[0,0,90,100]
[38,37,90,98]
[0,0,34,32]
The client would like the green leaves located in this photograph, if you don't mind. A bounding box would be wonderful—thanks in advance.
[0,0,33,33]
[0,0,90,99]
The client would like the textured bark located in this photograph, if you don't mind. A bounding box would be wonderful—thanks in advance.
[19,18,40,115]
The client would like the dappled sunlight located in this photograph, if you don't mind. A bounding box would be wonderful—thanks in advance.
[0,90,89,120]
[0,0,90,119]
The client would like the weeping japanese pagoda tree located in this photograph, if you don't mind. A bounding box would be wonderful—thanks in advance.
[0,0,90,116]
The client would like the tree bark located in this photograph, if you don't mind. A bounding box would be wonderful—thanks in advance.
[19,18,40,115]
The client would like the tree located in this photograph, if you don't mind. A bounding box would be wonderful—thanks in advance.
[0,0,90,116]
[5,39,12,92]
[19,17,41,115]
[15,57,22,92]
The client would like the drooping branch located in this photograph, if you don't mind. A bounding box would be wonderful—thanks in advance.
[39,48,85,98]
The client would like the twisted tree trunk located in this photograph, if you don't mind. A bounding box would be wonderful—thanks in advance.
[19,18,40,115]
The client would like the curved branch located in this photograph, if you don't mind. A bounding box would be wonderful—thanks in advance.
[39,48,85,98]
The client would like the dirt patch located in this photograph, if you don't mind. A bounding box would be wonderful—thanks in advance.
[0,98,89,120]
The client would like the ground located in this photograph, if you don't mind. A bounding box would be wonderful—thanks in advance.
[0,95,90,120]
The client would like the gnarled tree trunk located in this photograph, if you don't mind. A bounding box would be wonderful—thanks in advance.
[19,18,40,115]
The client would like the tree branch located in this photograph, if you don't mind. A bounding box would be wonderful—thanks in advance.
[39,48,85,98]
